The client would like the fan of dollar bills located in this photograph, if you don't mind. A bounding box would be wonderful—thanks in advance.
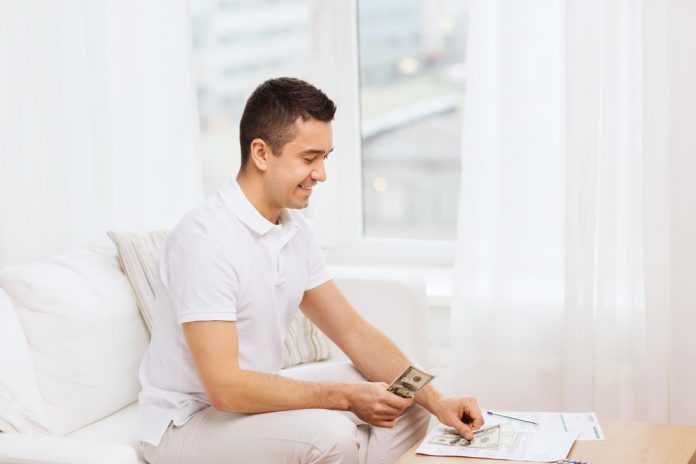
[429,423,519,449]
[386,365,435,398]
[429,424,503,449]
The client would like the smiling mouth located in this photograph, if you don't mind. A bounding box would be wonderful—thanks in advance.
[298,185,312,195]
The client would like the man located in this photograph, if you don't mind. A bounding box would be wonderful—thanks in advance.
[138,77,483,464]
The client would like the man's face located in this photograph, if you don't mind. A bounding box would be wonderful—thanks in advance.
[264,118,334,211]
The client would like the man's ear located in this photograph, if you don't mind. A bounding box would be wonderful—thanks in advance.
[249,138,271,171]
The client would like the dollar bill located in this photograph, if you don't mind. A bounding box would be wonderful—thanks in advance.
[429,424,501,449]
[387,365,435,398]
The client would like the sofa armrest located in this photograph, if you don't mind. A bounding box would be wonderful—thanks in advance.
[330,270,430,368]
[0,434,139,464]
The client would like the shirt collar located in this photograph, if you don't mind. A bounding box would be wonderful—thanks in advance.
[222,180,297,236]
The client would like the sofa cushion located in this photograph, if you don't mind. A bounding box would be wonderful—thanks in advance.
[0,244,149,436]
[106,230,167,331]
[66,401,144,463]
[0,433,139,464]
[0,289,49,434]
[281,310,331,368]
[107,230,331,368]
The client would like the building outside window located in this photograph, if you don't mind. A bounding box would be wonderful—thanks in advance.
[358,0,467,241]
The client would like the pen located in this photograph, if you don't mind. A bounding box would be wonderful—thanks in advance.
[486,410,540,425]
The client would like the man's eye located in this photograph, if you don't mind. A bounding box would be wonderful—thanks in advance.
[323,153,330,160]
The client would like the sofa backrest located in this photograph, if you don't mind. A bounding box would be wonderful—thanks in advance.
[0,244,149,436]
[0,244,431,437]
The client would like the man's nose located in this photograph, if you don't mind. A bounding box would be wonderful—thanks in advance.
[311,160,327,182]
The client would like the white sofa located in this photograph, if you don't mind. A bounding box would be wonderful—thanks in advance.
[0,242,429,463]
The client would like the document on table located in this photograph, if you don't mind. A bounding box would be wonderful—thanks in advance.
[415,410,604,461]
[416,424,576,462]
[485,410,605,440]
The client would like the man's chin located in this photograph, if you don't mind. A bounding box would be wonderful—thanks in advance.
[287,199,310,210]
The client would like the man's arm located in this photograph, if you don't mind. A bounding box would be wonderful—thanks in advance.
[300,280,484,440]
[182,319,412,428]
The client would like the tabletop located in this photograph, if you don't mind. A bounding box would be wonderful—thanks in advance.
[395,419,696,464]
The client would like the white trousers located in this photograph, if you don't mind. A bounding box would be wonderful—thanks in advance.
[140,362,430,464]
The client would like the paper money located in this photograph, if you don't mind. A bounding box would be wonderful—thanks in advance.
[429,424,501,449]
[387,365,435,398]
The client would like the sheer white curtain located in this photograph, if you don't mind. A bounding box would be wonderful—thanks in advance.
[0,1,203,267]
[452,0,696,425]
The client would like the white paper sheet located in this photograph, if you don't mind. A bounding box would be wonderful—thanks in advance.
[485,410,605,440]
[416,424,577,462]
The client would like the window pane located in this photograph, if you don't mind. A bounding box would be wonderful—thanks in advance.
[358,0,467,240]
[191,0,311,196]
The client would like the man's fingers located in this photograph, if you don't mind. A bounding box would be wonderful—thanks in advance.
[382,392,414,409]
[376,404,403,416]
[375,410,401,420]
[434,396,484,441]
[461,409,484,429]
[455,422,474,441]
[464,400,484,430]
[374,418,397,428]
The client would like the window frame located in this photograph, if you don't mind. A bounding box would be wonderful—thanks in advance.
[306,0,457,267]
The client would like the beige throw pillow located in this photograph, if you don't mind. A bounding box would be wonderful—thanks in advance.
[107,230,331,368]
[107,230,167,331]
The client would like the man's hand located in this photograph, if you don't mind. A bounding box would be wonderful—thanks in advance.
[347,382,415,428]
[431,396,484,440]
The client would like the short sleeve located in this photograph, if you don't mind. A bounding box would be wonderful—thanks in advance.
[162,233,239,324]
[299,219,331,291]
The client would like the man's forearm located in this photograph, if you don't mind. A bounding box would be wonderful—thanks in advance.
[340,322,411,383]
[414,383,445,415]
[209,367,353,413]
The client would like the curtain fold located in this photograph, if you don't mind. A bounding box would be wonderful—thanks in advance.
[452,0,696,424]
[0,0,203,267]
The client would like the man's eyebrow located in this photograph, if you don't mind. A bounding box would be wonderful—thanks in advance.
[298,147,334,156]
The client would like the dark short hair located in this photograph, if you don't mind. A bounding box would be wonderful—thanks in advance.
[239,77,337,167]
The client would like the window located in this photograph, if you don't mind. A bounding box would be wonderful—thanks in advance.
[358,0,468,241]
[190,0,465,266]
[191,0,312,197]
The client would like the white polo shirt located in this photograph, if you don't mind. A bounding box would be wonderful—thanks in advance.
[137,180,330,446]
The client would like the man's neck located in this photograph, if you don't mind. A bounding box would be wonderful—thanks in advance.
[235,173,282,224]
